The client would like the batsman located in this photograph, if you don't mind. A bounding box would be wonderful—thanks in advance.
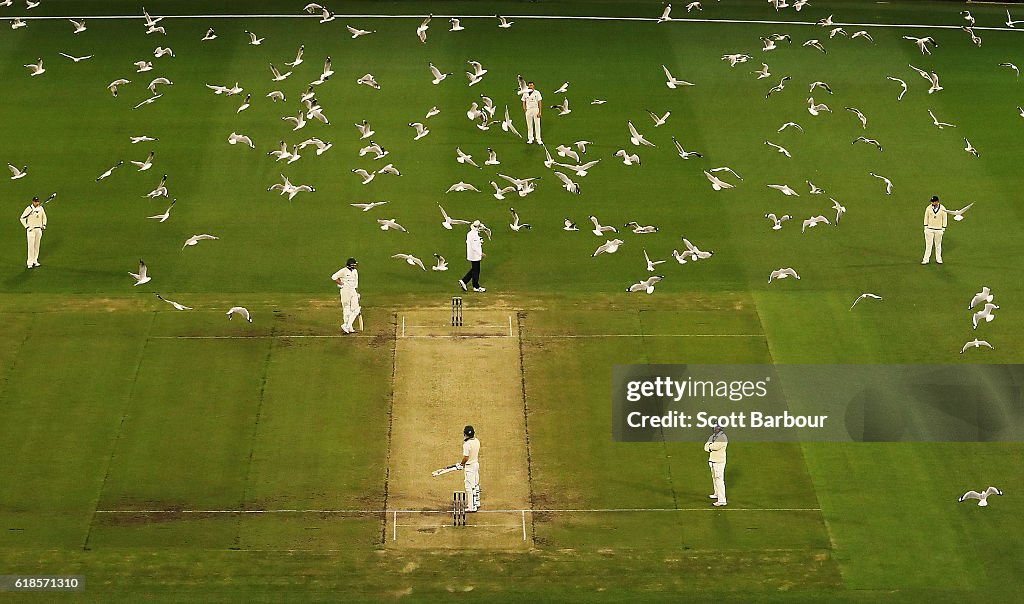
[461,425,481,512]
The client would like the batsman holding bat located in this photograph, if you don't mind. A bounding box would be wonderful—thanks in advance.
[704,423,728,506]
[432,425,481,512]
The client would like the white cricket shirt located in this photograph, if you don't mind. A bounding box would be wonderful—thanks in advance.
[463,438,480,467]
[331,266,359,290]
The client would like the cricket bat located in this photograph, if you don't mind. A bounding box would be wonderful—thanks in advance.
[431,464,460,477]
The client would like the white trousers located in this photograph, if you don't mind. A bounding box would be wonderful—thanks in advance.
[464,463,480,511]
[709,461,727,504]
[340,288,360,330]
[26,228,42,267]
[923,228,944,263]
[525,109,541,142]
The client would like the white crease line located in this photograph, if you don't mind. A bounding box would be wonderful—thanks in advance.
[0,14,1019,32]
[149,333,764,339]
[96,507,821,514]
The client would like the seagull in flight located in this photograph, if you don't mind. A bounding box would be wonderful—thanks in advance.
[704,170,734,191]
[807,97,831,116]
[592,239,625,257]
[627,275,665,294]
[497,15,514,28]
[590,215,618,236]
[147,198,176,222]
[850,293,882,310]
[553,171,581,194]
[960,339,994,355]
[129,260,151,286]
[392,253,426,271]
[156,293,192,311]
[677,238,713,263]
[807,181,824,195]
[409,122,430,140]
[131,151,155,171]
[643,249,666,272]
[377,218,408,232]
[432,254,448,271]
[1006,9,1024,27]
[768,268,800,283]
[182,234,218,249]
[446,181,481,193]
[439,205,471,230]
[347,25,375,38]
[909,64,942,93]
[96,160,123,181]
[928,109,956,129]
[765,213,792,230]
[958,486,1002,505]
[831,198,846,223]
[647,110,671,127]
[509,207,532,231]
[777,121,803,133]
[245,30,264,45]
[869,172,893,195]
[662,64,694,88]
[59,52,93,62]
[227,307,252,322]
[999,62,1020,78]
[801,215,831,232]
[24,58,45,76]
[846,107,868,129]
[658,3,673,22]
[765,75,791,98]
[672,136,702,159]
[853,136,883,151]
[614,149,641,166]
[886,76,908,101]
[768,183,799,196]
[964,138,979,157]
[972,303,999,329]
[945,202,975,222]
[969,286,993,310]
[8,164,28,180]
[764,141,791,157]
[491,181,516,200]
[350,201,389,212]
[902,35,938,55]
[429,62,451,84]
[627,121,656,147]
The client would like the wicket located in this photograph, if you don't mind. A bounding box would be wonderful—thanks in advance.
[451,296,463,327]
[453,491,467,526]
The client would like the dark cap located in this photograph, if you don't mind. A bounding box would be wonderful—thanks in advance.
[346,257,358,266]
[930,195,940,202]
[32,196,40,202]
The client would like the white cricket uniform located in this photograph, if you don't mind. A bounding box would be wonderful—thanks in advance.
[331,266,360,331]
[922,204,948,264]
[20,203,47,268]
[463,437,481,511]
[704,431,728,504]
[522,89,543,143]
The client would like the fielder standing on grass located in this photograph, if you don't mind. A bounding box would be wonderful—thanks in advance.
[462,425,481,512]
[922,195,948,265]
[705,423,728,506]
[19,196,46,269]
[522,81,543,145]
[331,257,360,333]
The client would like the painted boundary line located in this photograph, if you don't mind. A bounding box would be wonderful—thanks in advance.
[95,507,820,514]
[0,13,1021,32]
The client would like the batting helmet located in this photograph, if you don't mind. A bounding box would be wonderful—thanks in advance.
[464,425,475,438]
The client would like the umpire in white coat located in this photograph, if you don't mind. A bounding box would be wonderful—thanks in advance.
[459,221,486,292]
[704,424,728,506]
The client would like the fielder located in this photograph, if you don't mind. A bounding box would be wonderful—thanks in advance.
[19,196,46,269]
[331,257,360,333]
[922,195,948,265]
[461,425,481,512]
[704,424,728,506]
[521,81,543,145]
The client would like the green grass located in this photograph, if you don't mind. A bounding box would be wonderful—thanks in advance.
[1,0,1023,601]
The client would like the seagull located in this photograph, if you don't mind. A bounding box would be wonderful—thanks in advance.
[765,213,792,230]
[456,147,481,169]
[765,75,791,98]
[439,205,471,230]
[869,172,893,195]
[497,15,514,28]
[999,62,1020,78]
[817,14,834,26]
[8,164,28,180]
[851,30,873,42]
[942,202,974,223]
[671,136,703,159]
[563,219,579,231]
[313,56,334,83]
[228,132,255,149]
[501,106,521,137]
[270,63,292,82]
[960,339,994,355]
[350,201,389,212]
[449,17,465,32]
[592,239,625,257]
[853,136,883,151]
[958,486,1002,506]
[432,254,448,271]
[627,275,665,294]
[147,198,176,222]
[850,293,882,310]
[227,307,252,322]
[969,286,993,310]
[409,122,430,140]
[961,10,975,26]
[96,160,123,181]
[964,138,980,157]
[237,93,251,112]
[446,181,480,193]
[662,64,694,88]
[928,109,956,129]
[59,52,93,63]
[129,260,151,286]
[902,35,937,55]
[704,170,734,191]
[831,198,847,223]
[553,81,569,94]
[416,14,431,43]
[972,303,999,329]
[556,145,580,163]
[148,77,172,94]
[153,46,174,58]
[761,37,778,52]
[131,151,155,171]
[509,208,531,231]
[886,76,908,101]
[559,159,601,177]
[484,148,500,166]
[283,111,306,131]
[627,121,656,147]
[426,106,440,119]
[24,58,44,76]
[144,173,168,198]
[133,94,163,110]
[768,183,799,196]
[768,268,800,283]
[429,62,451,84]
[550,97,570,116]
[614,149,641,166]
[377,218,408,232]
[647,110,671,127]
[553,171,581,194]
[202,27,217,40]
[590,215,618,236]
[155,293,191,311]
[658,3,673,22]
[626,223,658,235]
[764,141,791,157]
[491,181,517,200]
[845,107,868,129]
[828,27,847,39]
[778,121,803,133]
[678,238,713,262]
[807,97,832,116]
[754,63,771,79]
[801,215,831,232]
[319,8,335,24]
[245,30,264,45]
[722,53,752,67]
[357,73,380,90]
[347,25,375,38]
[352,169,376,185]
[909,64,943,93]
[806,181,824,194]
[803,39,826,53]
[182,234,218,250]
[358,142,388,160]
[134,60,153,73]
[11,18,26,29]
[392,253,426,271]
[963,26,982,48]
[643,249,666,272]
